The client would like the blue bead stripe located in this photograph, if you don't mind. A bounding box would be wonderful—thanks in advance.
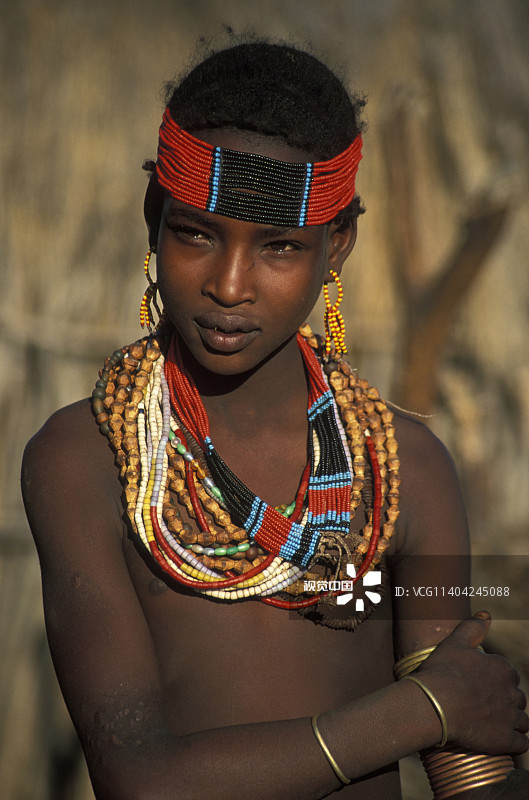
[280,524,321,567]
[207,147,222,212]
[307,511,350,527]
[244,496,266,533]
[279,521,306,560]
[307,390,334,420]
[298,163,312,226]
[309,471,351,487]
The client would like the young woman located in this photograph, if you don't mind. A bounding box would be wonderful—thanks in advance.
[22,41,528,799]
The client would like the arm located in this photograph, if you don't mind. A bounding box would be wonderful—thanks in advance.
[386,414,528,796]
[22,403,527,800]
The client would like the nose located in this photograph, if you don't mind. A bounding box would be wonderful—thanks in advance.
[202,245,256,308]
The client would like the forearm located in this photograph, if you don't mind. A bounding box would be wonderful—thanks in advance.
[315,680,442,787]
[86,680,441,800]
[393,637,525,800]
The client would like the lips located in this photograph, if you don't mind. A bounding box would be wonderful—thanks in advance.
[195,312,259,353]
[195,312,259,334]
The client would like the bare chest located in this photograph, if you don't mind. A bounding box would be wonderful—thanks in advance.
[123,534,395,735]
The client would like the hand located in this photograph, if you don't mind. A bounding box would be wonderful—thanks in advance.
[414,612,529,754]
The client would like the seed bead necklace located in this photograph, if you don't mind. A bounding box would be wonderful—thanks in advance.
[91,323,400,623]
[165,332,354,569]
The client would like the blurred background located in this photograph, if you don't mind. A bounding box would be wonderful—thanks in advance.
[1,0,528,797]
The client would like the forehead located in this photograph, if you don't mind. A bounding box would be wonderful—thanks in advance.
[190,127,316,163]
[163,196,327,242]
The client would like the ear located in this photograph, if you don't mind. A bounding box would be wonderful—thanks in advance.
[143,170,165,251]
[326,217,357,278]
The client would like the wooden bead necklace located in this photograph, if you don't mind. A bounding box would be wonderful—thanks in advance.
[91,323,400,625]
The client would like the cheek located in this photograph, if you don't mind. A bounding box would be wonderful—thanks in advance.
[156,262,191,318]
[295,252,328,309]
[269,272,325,330]
[155,227,186,287]
[155,259,175,304]
[155,238,196,299]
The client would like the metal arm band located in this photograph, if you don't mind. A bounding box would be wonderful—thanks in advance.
[311,714,351,785]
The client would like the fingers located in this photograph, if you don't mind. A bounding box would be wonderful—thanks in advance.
[416,614,528,755]
[442,610,492,650]
[510,727,529,754]
[515,709,529,734]
[473,609,492,621]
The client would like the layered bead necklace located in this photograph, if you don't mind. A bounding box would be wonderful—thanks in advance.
[165,332,353,569]
[91,324,400,619]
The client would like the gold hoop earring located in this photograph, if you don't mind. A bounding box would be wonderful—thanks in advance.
[139,249,161,330]
[323,269,347,356]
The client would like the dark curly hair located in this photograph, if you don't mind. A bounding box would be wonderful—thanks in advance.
[145,40,365,241]
[166,42,364,158]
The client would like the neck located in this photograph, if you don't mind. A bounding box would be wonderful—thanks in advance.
[178,333,309,432]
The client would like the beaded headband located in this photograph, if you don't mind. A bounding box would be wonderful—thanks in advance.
[156,107,363,227]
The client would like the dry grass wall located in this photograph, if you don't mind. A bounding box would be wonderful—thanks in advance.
[1,1,528,797]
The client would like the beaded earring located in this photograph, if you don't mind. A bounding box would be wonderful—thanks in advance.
[323,269,347,356]
[139,249,161,330]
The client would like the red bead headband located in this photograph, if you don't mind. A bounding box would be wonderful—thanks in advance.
[156,107,362,227]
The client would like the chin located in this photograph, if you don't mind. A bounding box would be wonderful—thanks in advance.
[180,339,259,379]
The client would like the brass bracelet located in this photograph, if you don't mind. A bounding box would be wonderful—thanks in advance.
[311,714,351,785]
[394,646,486,681]
[395,645,514,798]
[424,748,514,799]
[402,674,449,748]
[394,646,436,680]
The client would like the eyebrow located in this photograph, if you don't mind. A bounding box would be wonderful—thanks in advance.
[165,205,304,238]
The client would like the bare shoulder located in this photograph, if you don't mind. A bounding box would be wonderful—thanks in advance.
[24,396,109,455]
[391,407,457,478]
[22,398,124,555]
[390,408,469,556]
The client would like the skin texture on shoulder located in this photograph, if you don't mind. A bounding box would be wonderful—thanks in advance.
[388,410,473,651]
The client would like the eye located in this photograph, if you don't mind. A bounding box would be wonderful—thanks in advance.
[266,240,303,255]
[164,216,212,245]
